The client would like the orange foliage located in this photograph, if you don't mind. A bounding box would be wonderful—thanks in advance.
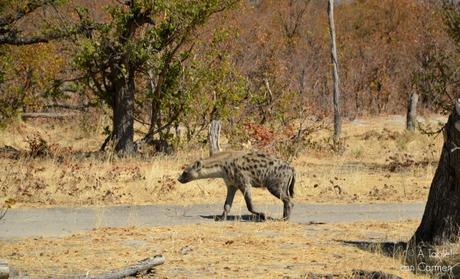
[201,0,456,118]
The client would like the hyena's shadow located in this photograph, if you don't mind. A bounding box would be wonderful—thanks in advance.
[199,214,279,222]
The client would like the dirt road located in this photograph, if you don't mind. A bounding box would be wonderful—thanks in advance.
[0,203,424,239]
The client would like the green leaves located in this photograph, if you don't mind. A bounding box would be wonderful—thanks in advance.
[179,25,247,130]
[74,0,236,138]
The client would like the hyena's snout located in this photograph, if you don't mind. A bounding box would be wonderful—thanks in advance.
[177,172,188,183]
[177,171,194,184]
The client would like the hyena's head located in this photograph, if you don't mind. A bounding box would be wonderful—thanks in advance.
[177,160,203,183]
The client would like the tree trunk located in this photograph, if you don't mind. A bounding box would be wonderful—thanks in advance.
[149,99,161,139]
[147,69,160,139]
[112,74,135,154]
[327,0,342,142]
[406,92,419,131]
[410,99,460,245]
[208,120,221,156]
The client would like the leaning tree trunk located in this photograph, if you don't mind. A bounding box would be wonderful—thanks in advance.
[406,92,419,131]
[410,99,460,245]
[112,72,135,154]
[327,0,342,142]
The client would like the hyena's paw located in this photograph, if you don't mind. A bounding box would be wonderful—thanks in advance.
[214,214,226,221]
[254,213,266,222]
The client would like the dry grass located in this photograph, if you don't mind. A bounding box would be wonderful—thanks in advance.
[0,220,427,278]
[0,115,445,208]
[431,242,460,276]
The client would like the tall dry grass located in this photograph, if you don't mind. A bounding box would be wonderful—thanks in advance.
[0,114,446,208]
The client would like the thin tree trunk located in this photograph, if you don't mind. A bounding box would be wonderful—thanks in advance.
[328,0,342,141]
[208,108,221,156]
[208,120,221,156]
[406,92,419,131]
[410,99,460,245]
[149,70,159,133]
[112,73,135,154]
[146,69,164,143]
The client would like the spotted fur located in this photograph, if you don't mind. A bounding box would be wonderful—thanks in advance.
[177,151,295,221]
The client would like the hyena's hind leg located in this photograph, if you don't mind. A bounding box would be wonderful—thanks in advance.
[282,198,293,220]
[283,172,296,220]
[267,181,293,221]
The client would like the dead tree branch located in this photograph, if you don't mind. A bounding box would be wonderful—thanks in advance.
[72,255,165,279]
[21,112,77,120]
[0,207,7,220]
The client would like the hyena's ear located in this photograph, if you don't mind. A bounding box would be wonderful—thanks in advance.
[194,160,203,170]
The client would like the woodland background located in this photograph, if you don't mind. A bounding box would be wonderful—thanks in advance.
[1,0,458,154]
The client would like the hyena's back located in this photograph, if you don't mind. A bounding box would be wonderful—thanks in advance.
[224,152,295,196]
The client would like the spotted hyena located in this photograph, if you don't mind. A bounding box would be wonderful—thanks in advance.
[177,151,295,221]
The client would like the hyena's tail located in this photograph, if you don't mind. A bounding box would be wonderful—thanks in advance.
[288,171,295,198]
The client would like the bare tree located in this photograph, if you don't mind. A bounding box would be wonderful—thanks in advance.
[279,0,310,40]
[208,108,222,156]
[327,0,342,142]
[406,92,419,130]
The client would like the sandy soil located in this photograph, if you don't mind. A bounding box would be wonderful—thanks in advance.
[0,220,427,278]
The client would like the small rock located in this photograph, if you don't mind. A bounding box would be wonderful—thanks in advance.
[179,245,193,255]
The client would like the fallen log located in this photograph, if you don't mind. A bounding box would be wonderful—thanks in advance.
[0,145,21,159]
[74,255,165,279]
[307,272,340,278]
[44,103,89,111]
[20,112,77,120]
[0,260,9,279]
[352,269,402,279]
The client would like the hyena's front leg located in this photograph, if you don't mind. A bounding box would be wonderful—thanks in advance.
[216,184,237,221]
[241,185,266,221]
